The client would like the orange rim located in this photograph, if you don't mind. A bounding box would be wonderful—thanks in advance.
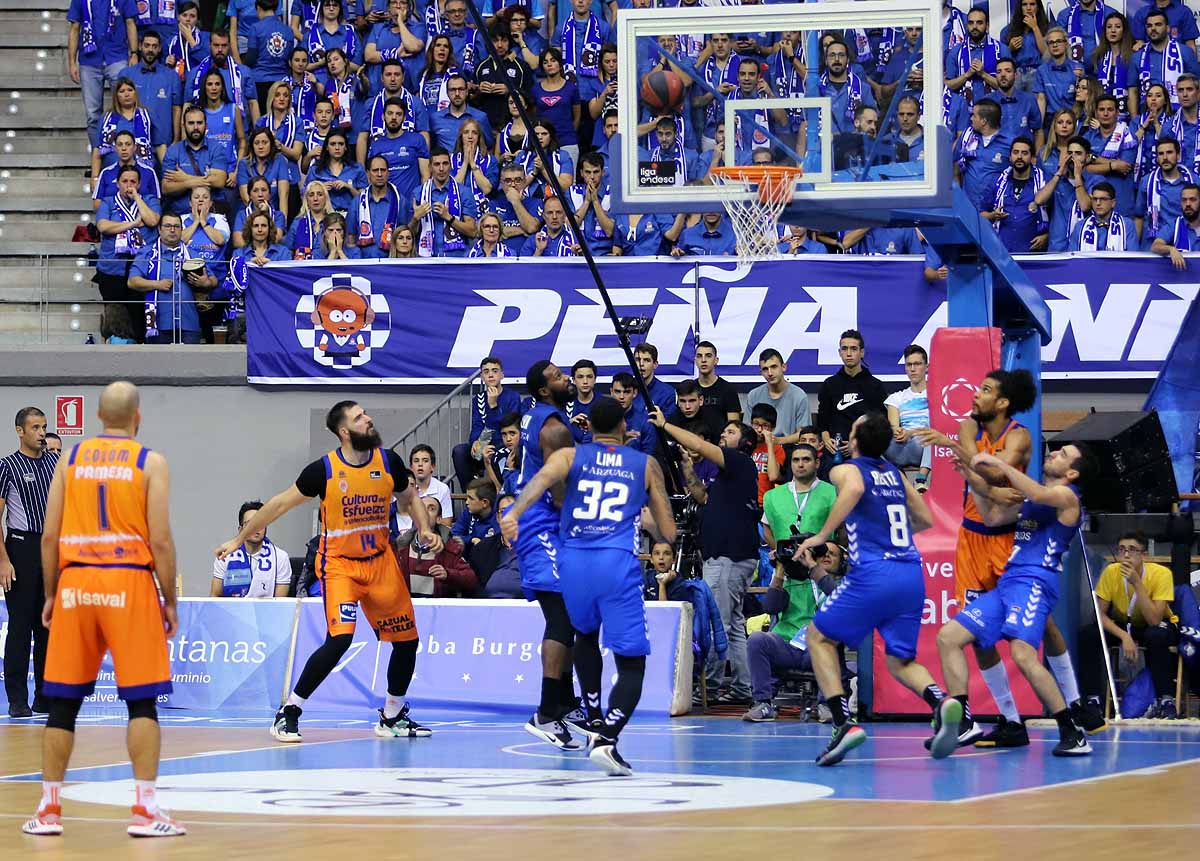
[710,165,804,185]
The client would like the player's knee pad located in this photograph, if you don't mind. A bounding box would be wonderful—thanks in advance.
[613,654,646,683]
[126,698,158,722]
[46,697,83,732]
[539,595,575,647]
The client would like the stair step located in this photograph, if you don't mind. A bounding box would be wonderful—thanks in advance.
[0,47,68,65]
[0,33,66,49]
[0,240,96,257]
[0,195,94,214]
[0,219,96,241]
[0,97,86,130]
[0,175,94,196]
[3,82,81,100]
[0,153,91,169]
[0,19,68,36]
[0,136,91,155]
[0,0,72,12]
[1,262,100,293]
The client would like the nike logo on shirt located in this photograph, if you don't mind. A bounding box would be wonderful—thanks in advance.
[837,393,863,411]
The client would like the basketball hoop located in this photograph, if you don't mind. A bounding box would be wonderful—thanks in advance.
[709,165,804,262]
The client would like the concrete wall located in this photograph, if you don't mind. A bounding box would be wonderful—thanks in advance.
[0,346,1153,595]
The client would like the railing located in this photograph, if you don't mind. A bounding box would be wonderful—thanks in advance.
[388,368,482,490]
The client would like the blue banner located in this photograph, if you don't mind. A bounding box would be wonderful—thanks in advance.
[247,255,1197,385]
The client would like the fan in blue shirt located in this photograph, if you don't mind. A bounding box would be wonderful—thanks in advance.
[982,137,1049,252]
[610,373,659,457]
[670,212,736,256]
[982,59,1044,148]
[451,479,501,545]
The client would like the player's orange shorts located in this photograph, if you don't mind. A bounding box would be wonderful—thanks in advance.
[954,525,1016,608]
[43,566,172,701]
[320,550,417,642]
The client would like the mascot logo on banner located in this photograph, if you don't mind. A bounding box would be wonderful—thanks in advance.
[294,273,391,369]
[939,378,980,421]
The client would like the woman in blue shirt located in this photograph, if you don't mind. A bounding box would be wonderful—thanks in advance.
[238,127,292,211]
[531,47,582,164]
[416,34,459,112]
[200,68,247,165]
[524,119,574,196]
[1000,0,1050,93]
[312,211,363,258]
[91,77,154,177]
[233,176,289,247]
[306,0,361,74]
[165,2,210,74]
[321,47,367,132]
[466,211,515,257]
[305,129,367,211]
[364,0,426,92]
[452,117,498,214]
[1092,12,1136,120]
[1132,82,1173,180]
[506,6,546,70]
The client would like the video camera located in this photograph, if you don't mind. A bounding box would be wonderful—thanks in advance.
[776,529,836,580]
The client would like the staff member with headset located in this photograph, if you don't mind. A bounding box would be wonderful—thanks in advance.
[211,500,293,597]
[649,405,761,707]
[0,407,60,717]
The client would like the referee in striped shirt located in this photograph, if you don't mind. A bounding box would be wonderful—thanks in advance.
[0,407,58,717]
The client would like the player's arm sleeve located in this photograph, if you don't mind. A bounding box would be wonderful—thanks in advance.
[386,450,412,493]
[295,458,328,498]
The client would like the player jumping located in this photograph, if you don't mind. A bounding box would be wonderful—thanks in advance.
[933,444,1099,758]
[502,397,676,775]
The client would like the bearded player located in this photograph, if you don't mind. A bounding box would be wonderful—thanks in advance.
[916,369,1103,749]
[216,400,442,742]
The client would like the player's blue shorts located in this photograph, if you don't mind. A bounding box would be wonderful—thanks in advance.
[953,565,1059,650]
[560,546,650,657]
[510,501,561,600]
[812,560,924,660]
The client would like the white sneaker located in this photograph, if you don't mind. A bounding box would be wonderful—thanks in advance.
[21,805,62,836]
[523,713,582,750]
[127,806,186,838]
[588,739,633,776]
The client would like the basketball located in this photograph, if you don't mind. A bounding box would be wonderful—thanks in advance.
[640,69,684,113]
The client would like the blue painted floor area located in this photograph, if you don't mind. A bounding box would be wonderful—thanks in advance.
[3,706,1198,803]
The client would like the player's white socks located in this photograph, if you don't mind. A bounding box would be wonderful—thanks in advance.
[1047,652,1081,705]
[40,781,61,811]
[980,663,1020,723]
[135,780,158,815]
[286,692,307,709]
[383,695,404,719]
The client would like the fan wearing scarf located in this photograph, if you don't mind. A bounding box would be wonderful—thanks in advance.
[123,30,181,163]
[982,137,1049,252]
[769,31,809,142]
[365,97,432,203]
[409,147,478,258]
[945,7,1009,107]
[186,29,256,123]
[1165,73,1200,172]
[1068,180,1135,250]
[468,211,516,257]
[729,57,790,165]
[820,37,877,137]
[286,180,332,258]
[1056,0,1118,72]
[566,152,614,255]
[942,0,968,55]
[1131,0,1200,48]
[554,0,611,80]
[166,1,210,74]
[216,209,289,340]
[68,0,139,148]
[1131,10,1200,111]
[128,212,209,344]
[1135,134,1194,248]
[353,155,413,258]
[1151,180,1200,266]
[697,33,741,147]
[521,195,580,257]
[360,60,429,164]
[92,129,162,209]
[306,0,360,73]
[95,165,161,342]
[1038,133,1102,250]
[284,46,320,133]
[211,502,293,598]
[640,115,706,185]
[954,99,1013,211]
[1083,93,1139,210]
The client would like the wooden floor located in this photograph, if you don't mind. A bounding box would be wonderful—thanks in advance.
[0,716,1197,860]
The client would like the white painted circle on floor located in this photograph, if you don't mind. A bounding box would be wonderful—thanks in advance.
[62,768,833,817]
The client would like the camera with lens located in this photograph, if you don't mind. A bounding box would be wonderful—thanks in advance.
[776,528,835,580]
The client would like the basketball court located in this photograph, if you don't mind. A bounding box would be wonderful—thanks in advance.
[0,705,1196,857]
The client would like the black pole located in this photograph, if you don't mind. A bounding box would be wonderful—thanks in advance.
[463,2,684,493]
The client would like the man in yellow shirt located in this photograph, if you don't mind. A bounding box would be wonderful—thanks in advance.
[1082,531,1180,719]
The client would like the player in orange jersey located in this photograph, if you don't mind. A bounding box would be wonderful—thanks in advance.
[24,381,185,839]
[216,400,442,743]
[917,369,1104,749]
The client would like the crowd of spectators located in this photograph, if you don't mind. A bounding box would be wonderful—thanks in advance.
[71,0,1200,343]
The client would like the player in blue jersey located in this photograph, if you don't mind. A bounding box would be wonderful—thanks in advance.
[934,442,1100,758]
[509,359,588,750]
[796,412,953,767]
[502,397,677,776]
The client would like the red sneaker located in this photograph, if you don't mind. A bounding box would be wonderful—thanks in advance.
[21,804,63,836]
[127,805,186,838]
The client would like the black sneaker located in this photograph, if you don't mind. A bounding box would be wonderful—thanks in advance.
[923,715,981,751]
[1070,698,1107,733]
[524,713,583,750]
[973,716,1030,748]
[270,704,302,743]
[375,704,433,738]
[7,703,33,718]
[562,707,603,743]
[1052,721,1092,757]
[30,697,48,714]
[588,738,633,776]
[815,722,868,766]
[928,698,965,760]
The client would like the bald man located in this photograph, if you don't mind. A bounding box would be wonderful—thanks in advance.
[24,381,185,838]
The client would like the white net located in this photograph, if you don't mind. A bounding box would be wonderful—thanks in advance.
[709,168,800,263]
